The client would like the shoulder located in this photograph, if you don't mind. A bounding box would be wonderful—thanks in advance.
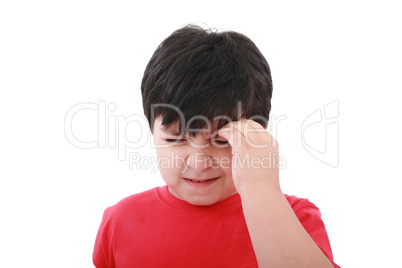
[102,187,159,221]
[284,194,337,265]
[284,194,323,221]
[284,194,320,210]
[115,187,158,206]
[283,194,328,239]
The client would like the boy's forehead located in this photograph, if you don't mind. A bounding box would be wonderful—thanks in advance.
[155,117,221,138]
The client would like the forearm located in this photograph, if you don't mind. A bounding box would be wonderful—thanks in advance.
[240,184,334,268]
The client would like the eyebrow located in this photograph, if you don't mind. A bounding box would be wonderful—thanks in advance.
[161,127,181,136]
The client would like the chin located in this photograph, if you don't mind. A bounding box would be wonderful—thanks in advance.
[183,192,228,206]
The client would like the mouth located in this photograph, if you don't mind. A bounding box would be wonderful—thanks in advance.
[184,177,220,183]
[183,177,220,187]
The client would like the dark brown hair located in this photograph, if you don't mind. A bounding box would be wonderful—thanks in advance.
[141,24,273,135]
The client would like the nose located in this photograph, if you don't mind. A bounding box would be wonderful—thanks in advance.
[185,149,212,173]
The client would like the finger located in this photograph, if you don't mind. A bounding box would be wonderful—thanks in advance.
[218,125,246,152]
[230,120,271,148]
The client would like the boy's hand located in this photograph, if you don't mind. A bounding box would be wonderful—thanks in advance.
[219,120,334,268]
[218,119,281,196]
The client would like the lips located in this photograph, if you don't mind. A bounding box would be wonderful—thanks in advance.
[184,177,220,183]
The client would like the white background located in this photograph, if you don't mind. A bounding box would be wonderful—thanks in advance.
[1,1,401,267]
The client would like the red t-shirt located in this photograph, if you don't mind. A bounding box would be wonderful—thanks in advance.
[93,186,339,267]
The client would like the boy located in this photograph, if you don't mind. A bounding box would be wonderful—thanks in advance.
[93,25,340,268]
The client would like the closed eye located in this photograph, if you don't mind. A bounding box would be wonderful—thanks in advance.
[165,139,186,143]
[213,140,229,145]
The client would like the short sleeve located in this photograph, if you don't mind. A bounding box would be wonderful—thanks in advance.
[93,207,115,268]
[286,195,340,268]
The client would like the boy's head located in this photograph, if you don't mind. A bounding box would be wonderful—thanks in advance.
[141,24,273,135]
[141,25,273,205]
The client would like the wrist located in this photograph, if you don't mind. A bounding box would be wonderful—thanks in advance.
[236,180,282,198]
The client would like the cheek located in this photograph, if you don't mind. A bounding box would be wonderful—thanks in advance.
[212,149,233,174]
[155,148,187,176]
[157,166,177,183]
